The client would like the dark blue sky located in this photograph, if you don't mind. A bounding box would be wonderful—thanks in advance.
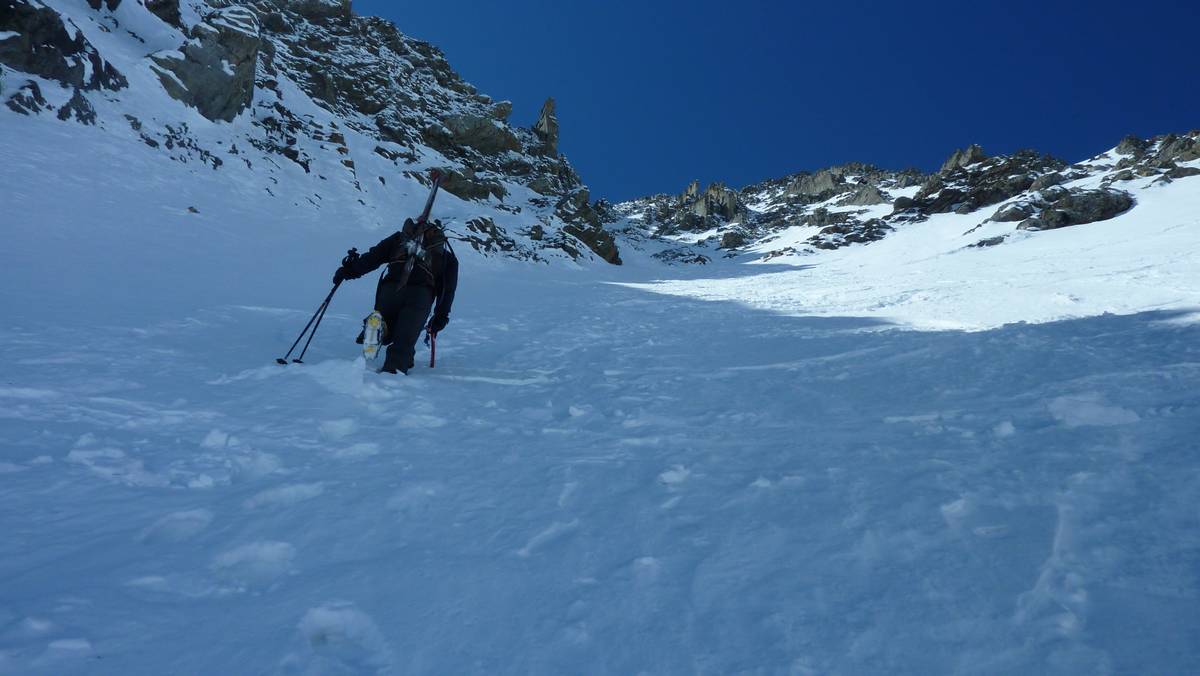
[355,0,1199,202]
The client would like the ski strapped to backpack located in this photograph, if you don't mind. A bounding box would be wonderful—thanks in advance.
[393,169,444,289]
[371,169,447,310]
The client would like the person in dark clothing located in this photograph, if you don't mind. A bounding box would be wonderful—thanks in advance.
[333,218,459,374]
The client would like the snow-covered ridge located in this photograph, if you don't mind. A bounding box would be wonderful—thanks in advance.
[614,141,1200,330]
[614,135,1200,265]
[1,0,620,265]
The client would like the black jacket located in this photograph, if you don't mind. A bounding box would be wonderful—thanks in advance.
[345,220,459,321]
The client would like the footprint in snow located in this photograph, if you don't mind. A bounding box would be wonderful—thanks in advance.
[280,602,395,674]
[210,541,295,588]
[386,482,442,516]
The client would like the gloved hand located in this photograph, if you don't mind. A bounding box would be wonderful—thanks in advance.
[334,247,359,284]
[428,314,449,333]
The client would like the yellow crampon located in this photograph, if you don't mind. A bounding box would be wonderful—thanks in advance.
[362,311,386,359]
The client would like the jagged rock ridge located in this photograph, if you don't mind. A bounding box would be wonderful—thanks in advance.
[0,0,622,265]
[614,131,1200,262]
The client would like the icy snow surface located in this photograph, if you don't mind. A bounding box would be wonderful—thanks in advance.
[3,66,1200,676]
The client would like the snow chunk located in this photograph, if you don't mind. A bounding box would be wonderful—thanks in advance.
[658,465,691,486]
[297,602,394,670]
[319,419,357,440]
[244,483,325,509]
[1048,394,1140,428]
[201,429,230,449]
[211,541,295,584]
[330,442,379,459]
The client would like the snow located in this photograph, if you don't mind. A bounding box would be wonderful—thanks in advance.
[663,226,719,244]
[0,31,20,42]
[627,176,1200,330]
[2,6,1199,673]
[887,184,921,199]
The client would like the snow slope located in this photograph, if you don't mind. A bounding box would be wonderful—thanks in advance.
[624,168,1200,330]
[4,111,1200,673]
[3,3,1200,674]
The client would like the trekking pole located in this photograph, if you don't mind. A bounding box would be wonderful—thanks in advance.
[292,289,335,364]
[276,281,340,365]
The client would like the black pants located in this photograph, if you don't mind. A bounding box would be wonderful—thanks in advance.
[377,281,434,372]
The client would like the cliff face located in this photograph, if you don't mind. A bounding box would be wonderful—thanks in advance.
[0,0,621,264]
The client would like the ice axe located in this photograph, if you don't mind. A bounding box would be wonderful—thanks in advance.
[423,326,437,368]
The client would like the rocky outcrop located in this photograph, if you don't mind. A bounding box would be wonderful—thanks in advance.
[653,247,710,265]
[1153,133,1200,163]
[615,162,923,253]
[56,88,96,124]
[244,1,619,263]
[787,169,845,200]
[906,150,1067,217]
[690,182,743,222]
[145,0,183,27]
[4,79,47,114]
[489,100,512,121]
[438,166,507,202]
[837,184,888,206]
[460,216,523,256]
[1015,188,1134,231]
[442,113,521,155]
[562,221,621,264]
[555,188,622,264]
[719,229,748,249]
[808,218,892,250]
[150,6,260,122]
[282,0,352,20]
[1115,134,1149,156]
[0,0,127,91]
[1029,172,1065,192]
[533,97,559,154]
[939,144,987,173]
